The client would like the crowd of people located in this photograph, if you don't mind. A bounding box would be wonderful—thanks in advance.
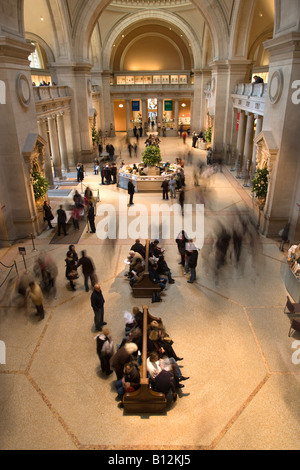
[124,239,176,302]
[95,305,189,407]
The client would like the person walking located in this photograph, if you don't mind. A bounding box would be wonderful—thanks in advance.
[187,246,199,284]
[128,179,135,206]
[77,250,96,292]
[27,281,45,321]
[91,284,106,332]
[57,205,67,236]
[43,201,54,229]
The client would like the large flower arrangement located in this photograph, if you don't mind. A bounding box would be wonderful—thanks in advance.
[142,145,162,167]
[32,170,49,200]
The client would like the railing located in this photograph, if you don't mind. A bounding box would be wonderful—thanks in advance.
[232,82,268,116]
[233,82,268,99]
[32,86,72,102]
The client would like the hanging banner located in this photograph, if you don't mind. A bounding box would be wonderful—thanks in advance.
[164,100,173,112]
[132,101,140,112]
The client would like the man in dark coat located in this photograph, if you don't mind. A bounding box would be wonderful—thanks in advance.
[128,179,135,206]
[91,284,106,332]
[161,179,169,200]
[187,247,199,284]
[130,239,145,258]
[57,205,67,236]
[77,250,96,292]
[88,202,96,233]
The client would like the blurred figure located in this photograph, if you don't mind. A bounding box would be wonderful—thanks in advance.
[179,188,185,215]
[15,271,34,308]
[26,281,45,321]
[34,252,58,298]
[71,205,80,231]
[214,223,231,275]
[279,223,290,252]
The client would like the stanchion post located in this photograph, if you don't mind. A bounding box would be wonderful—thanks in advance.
[14,261,19,277]
[31,233,37,252]
[22,254,27,272]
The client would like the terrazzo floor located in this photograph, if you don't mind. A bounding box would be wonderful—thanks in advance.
[0,135,300,451]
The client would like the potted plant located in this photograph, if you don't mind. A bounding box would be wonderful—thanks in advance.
[251,167,269,208]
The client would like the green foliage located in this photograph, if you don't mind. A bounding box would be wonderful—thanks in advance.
[92,127,99,144]
[32,171,49,200]
[251,167,269,200]
[205,127,212,143]
[142,145,162,167]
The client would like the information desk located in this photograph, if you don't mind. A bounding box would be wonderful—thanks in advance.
[118,163,182,193]
[284,263,300,302]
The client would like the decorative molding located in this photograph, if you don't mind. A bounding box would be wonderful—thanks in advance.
[269,70,283,105]
[16,73,31,108]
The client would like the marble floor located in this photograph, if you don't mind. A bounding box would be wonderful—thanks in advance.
[0,135,300,451]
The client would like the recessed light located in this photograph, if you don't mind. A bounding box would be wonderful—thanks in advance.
[41,17,44,21]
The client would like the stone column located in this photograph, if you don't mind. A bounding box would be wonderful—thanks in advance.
[126,99,131,133]
[63,109,76,168]
[57,113,69,173]
[157,97,163,127]
[242,113,254,182]
[48,115,62,179]
[251,115,263,179]
[192,70,203,132]
[235,110,247,177]
[142,99,147,130]
[174,99,179,132]
[100,71,113,135]
[0,35,42,241]
[230,108,239,169]
[110,101,116,137]
[260,30,300,237]
[38,119,54,187]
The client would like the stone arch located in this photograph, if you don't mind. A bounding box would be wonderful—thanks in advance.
[43,0,73,62]
[119,33,186,71]
[25,33,56,64]
[102,10,201,71]
[228,0,257,59]
[72,0,229,65]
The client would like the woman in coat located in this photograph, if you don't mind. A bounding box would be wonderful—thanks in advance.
[65,251,77,291]
[96,327,114,376]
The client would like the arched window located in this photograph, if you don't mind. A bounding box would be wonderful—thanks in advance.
[28,42,44,70]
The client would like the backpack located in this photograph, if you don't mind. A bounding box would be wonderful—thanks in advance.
[101,338,114,356]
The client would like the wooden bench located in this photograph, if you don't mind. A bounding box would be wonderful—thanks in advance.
[123,305,167,413]
[132,239,162,299]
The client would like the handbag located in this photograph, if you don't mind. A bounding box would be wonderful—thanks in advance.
[68,270,79,280]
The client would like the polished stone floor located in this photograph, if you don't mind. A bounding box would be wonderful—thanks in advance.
[0,135,300,451]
